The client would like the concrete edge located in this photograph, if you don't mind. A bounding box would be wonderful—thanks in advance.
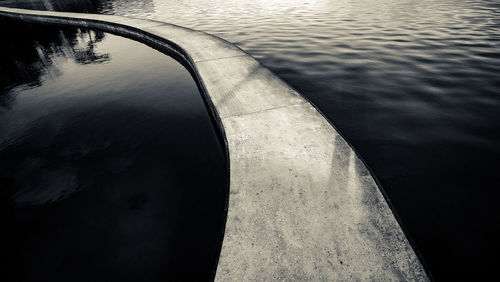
[0,6,431,280]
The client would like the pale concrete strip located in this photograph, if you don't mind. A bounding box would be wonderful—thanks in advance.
[0,7,429,280]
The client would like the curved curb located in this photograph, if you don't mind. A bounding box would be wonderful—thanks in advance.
[0,7,428,281]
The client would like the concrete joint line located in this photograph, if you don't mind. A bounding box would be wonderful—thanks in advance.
[220,101,309,119]
[194,54,247,63]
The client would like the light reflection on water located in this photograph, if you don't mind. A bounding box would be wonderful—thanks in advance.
[1,0,500,279]
[0,21,227,280]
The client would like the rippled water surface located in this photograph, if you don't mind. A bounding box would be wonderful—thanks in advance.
[2,0,500,280]
[0,20,227,281]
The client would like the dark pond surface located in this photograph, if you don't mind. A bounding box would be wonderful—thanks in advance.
[1,0,500,280]
[0,19,227,281]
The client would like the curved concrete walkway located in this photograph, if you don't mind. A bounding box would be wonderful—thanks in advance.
[0,7,428,281]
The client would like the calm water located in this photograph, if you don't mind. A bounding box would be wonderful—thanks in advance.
[2,0,500,280]
[0,20,227,281]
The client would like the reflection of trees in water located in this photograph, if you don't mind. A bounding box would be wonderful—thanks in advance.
[0,0,155,14]
[71,29,110,64]
[0,0,106,13]
[0,0,158,108]
[0,19,110,108]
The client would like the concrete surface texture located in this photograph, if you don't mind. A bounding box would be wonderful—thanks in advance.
[0,7,429,281]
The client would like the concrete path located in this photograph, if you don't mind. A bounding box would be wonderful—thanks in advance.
[0,7,429,281]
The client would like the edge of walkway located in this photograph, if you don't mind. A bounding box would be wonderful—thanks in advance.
[0,7,430,281]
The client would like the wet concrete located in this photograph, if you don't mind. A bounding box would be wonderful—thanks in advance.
[0,7,428,280]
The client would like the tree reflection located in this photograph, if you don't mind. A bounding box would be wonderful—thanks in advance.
[0,19,110,108]
[0,0,107,13]
[0,0,155,15]
[71,30,110,65]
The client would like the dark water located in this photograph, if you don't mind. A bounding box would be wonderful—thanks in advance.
[0,20,227,281]
[2,0,500,280]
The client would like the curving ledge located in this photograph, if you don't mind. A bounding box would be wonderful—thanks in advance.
[0,7,429,281]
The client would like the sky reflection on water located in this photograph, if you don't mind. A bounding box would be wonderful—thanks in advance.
[0,20,227,281]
